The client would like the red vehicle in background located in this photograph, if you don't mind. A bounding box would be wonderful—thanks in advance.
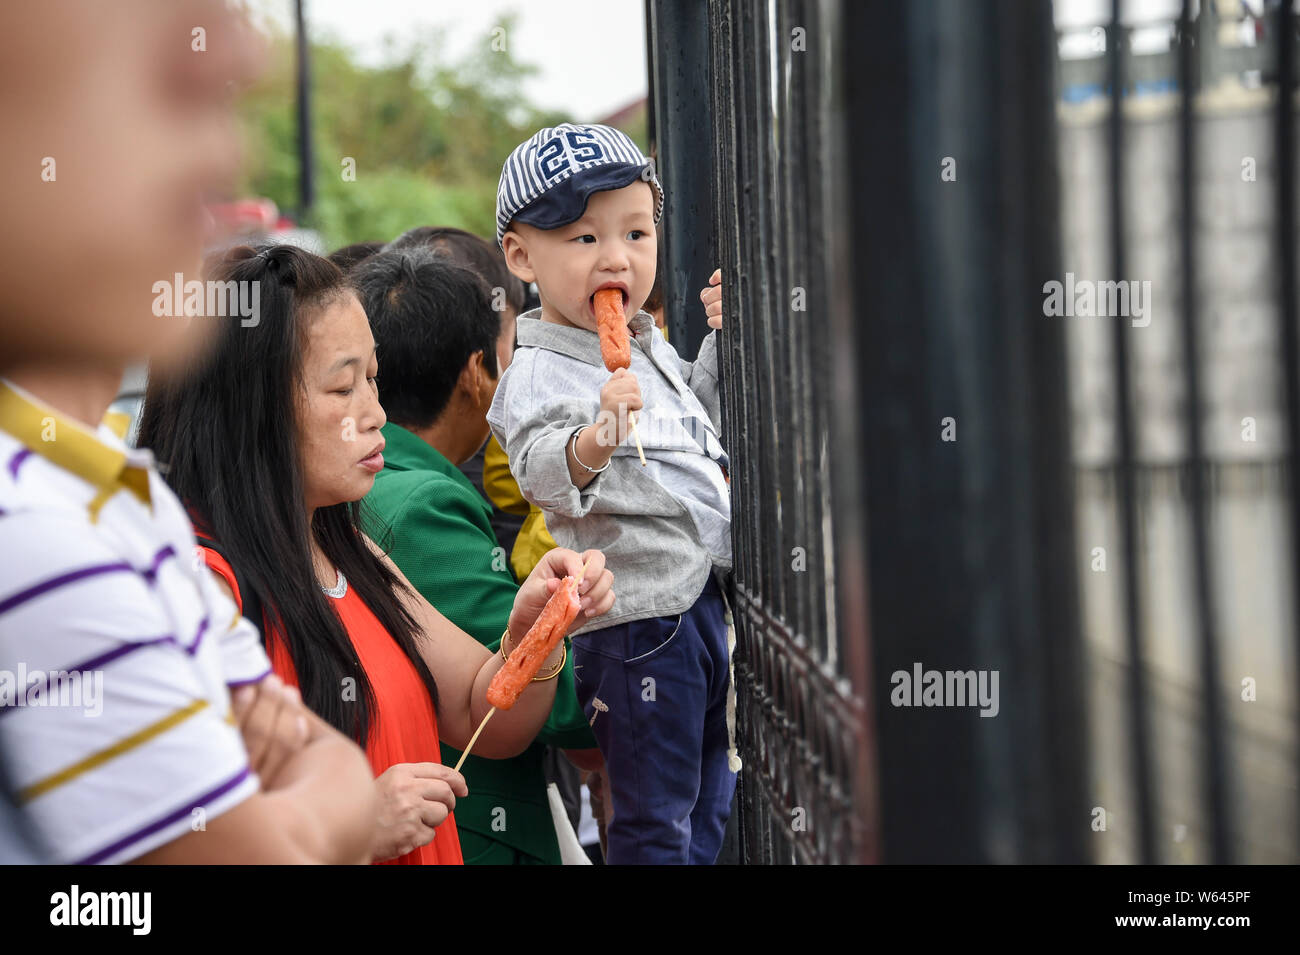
[111,198,323,445]
[205,197,324,255]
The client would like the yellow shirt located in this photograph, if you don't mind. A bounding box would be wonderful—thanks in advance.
[481,434,556,582]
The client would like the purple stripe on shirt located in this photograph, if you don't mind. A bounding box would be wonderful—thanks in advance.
[7,447,32,480]
[75,766,253,865]
[140,545,177,585]
[0,546,187,618]
[0,634,178,719]
[1,610,215,717]
[226,667,272,690]
[185,616,210,654]
[0,561,133,617]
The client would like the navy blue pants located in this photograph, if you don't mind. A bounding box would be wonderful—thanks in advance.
[570,575,737,865]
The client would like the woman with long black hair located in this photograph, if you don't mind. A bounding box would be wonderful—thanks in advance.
[138,244,615,865]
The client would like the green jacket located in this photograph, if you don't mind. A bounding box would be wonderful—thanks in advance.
[362,422,596,865]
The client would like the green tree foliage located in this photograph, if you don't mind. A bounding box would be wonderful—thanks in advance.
[236,16,601,249]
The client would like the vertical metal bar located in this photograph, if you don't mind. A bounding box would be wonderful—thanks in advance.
[763,4,790,629]
[745,0,778,627]
[841,0,973,862]
[644,0,657,150]
[819,0,878,863]
[1108,0,1157,865]
[1274,0,1300,861]
[710,0,761,864]
[749,0,794,862]
[293,0,314,220]
[764,0,794,636]
[779,0,815,658]
[996,0,1092,865]
[1176,0,1232,865]
[812,0,841,679]
[647,0,716,359]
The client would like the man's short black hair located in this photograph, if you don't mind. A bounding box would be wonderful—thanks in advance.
[352,249,500,429]
[386,226,526,315]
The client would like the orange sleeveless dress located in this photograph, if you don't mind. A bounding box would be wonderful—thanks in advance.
[201,547,464,866]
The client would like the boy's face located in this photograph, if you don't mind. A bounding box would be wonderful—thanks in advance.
[502,181,657,332]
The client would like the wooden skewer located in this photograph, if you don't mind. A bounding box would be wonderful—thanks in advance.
[453,707,496,773]
[628,411,647,467]
[455,559,591,772]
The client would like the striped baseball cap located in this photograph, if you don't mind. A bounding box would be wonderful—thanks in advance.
[495,123,664,246]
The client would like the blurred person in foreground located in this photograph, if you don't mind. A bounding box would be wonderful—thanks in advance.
[0,0,378,863]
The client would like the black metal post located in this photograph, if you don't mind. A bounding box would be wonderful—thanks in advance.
[1274,0,1300,862]
[647,0,715,359]
[844,0,1089,862]
[294,0,315,222]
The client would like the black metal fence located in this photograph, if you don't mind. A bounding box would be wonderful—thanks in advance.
[707,0,874,865]
[650,0,1300,864]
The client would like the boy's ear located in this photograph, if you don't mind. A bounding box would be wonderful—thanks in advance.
[501,231,536,284]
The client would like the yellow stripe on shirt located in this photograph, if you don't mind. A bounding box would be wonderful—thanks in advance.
[19,699,210,803]
[0,379,152,517]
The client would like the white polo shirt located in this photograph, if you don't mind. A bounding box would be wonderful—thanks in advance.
[0,378,271,863]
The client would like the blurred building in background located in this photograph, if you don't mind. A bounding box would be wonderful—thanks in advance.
[1058,0,1296,864]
